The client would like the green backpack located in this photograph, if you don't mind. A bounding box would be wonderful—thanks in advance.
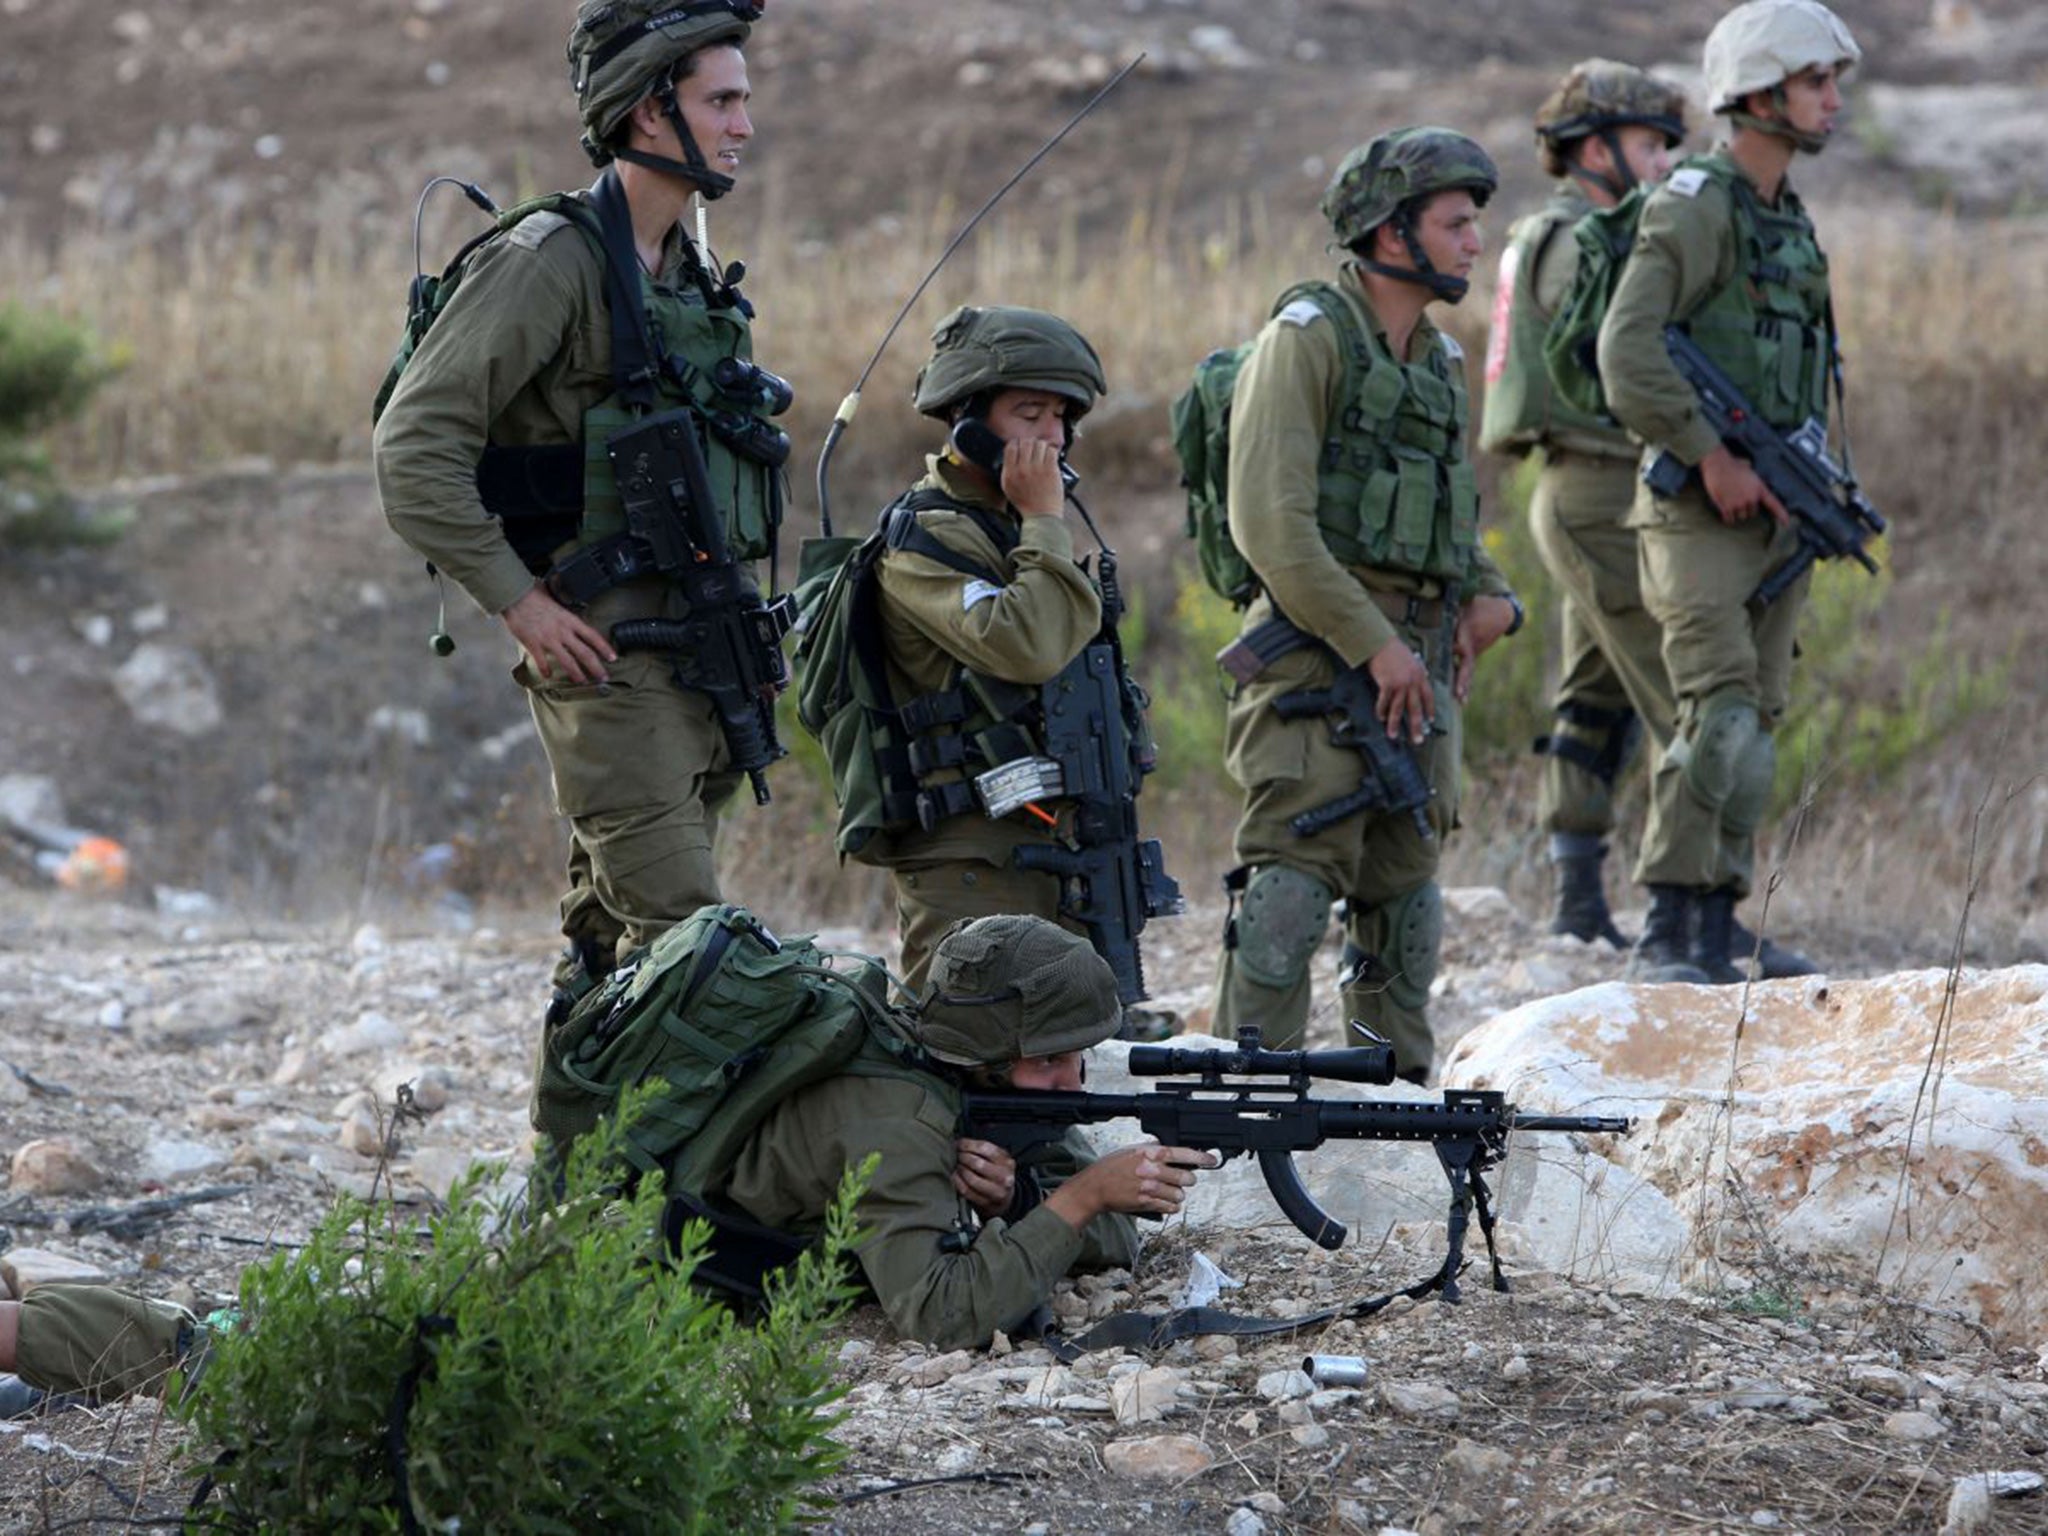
[1170,280,1372,608]
[532,904,912,1196]
[1538,185,1650,420]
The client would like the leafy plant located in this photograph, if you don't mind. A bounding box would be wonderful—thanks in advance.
[0,302,126,546]
[179,1085,861,1534]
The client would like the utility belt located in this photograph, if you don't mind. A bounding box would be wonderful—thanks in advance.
[878,674,1046,833]
[1219,592,1455,689]
[1364,586,1449,632]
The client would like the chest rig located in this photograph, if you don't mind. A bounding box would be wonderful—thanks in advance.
[1479,192,1626,454]
[1677,154,1833,434]
[1294,278,1481,586]
[473,169,789,603]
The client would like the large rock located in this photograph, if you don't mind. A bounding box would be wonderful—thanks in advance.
[10,1137,106,1196]
[1444,968,2048,1343]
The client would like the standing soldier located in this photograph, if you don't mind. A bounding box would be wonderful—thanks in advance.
[375,0,790,1073]
[1211,130,1524,1074]
[818,307,1178,1017]
[1478,62,1696,970]
[1595,0,1854,981]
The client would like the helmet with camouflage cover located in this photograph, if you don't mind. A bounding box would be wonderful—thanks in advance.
[1321,127,1499,303]
[911,305,1109,423]
[567,0,759,196]
[1534,60,1689,193]
[1704,0,1859,152]
[909,915,1122,1068]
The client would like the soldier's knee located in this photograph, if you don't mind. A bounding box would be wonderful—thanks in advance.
[1671,690,1771,819]
[1224,865,1333,989]
[1345,882,1442,1013]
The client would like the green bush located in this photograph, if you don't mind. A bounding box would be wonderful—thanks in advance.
[1461,454,1559,770]
[0,302,126,546]
[178,1087,861,1534]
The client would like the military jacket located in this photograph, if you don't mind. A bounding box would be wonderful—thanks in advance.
[1227,264,1512,668]
[717,1069,1138,1350]
[1596,150,1834,466]
[374,192,778,624]
[864,455,1105,865]
[1479,189,1636,459]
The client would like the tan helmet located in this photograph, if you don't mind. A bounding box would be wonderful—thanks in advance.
[566,0,758,190]
[1534,60,1688,186]
[911,305,1108,422]
[1703,0,1860,115]
[910,915,1121,1067]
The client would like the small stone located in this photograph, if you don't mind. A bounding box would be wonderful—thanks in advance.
[837,1340,873,1365]
[1442,1439,1513,1479]
[1247,1493,1286,1516]
[1257,1368,1314,1401]
[141,1136,228,1183]
[1751,1513,1781,1529]
[1723,1379,1791,1411]
[10,1138,105,1196]
[989,1330,1013,1358]
[1111,1367,1186,1425]
[271,1047,318,1086]
[1850,1364,1915,1401]
[1500,1354,1531,1382]
[1289,1424,1331,1449]
[1101,1434,1214,1481]
[895,1350,975,1388]
[0,1247,111,1294]
[1278,1400,1315,1426]
[1381,1381,1461,1420]
[1232,1410,1259,1434]
[934,1443,979,1475]
[1194,1335,1239,1361]
[1022,1366,1078,1403]
[324,1011,406,1058]
[1884,1410,1947,1442]
[1226,1508,1265,1536]
[376,1064,453,1113]
[351,924,386,956]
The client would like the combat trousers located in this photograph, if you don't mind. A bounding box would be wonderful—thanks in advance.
[889,856,1075,995]
[1633,484,1809,895]
[1211,614,1459,1069]
[1528,450,1686,884]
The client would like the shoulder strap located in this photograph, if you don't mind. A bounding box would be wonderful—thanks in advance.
[881,489,1016,584]
[587,170,663,412]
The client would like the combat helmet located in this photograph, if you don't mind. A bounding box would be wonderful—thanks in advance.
[1703,0,1860,153]
[1321,127,1499,303]
[1534,59,1689,198]
[910,915,1122,1069]
[567,0,760,198]
[911,305,1108,427]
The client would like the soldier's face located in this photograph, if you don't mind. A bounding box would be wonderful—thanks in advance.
[1612,125,1675,188]
[985,388,1074,450]
[1406,190,1484,281]
[1769,64,1843,141]
[1009,1050,1087,1091]
[674,44,754,179]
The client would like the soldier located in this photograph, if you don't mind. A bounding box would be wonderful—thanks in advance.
[1594,0,1855,981]
[0,1285,204,1416]
[713,915,1216,1350]
[1210,129,1525,1074]
[375,2,790,1077]
[825,306,1175,1011]
[1477,62,1696,970]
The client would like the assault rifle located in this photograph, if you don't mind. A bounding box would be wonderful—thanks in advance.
[604,409,797,805]
[1272,666,1435,841]
[963,1026,1630,1302]
[977,609,1185,1005]
[1644,324,1886,610]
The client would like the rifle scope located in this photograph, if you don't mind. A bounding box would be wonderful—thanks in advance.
[1125,1041,1397,1086]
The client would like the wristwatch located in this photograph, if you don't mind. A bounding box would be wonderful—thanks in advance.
[1501,592,1526,637]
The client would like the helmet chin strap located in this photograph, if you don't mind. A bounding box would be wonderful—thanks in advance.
[1565,127,1635,203]
[1731,85,1829,155]
[1360,210,1469,303]
[613,82,735,199]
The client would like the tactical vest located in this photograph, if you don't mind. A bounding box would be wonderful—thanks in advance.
[1294,278,1481,585]
[1676,154,1833,433]
[472,172,783,590]
[1479,192,1631,456]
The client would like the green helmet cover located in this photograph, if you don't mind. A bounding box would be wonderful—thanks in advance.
[911,915,1122,1066]
[1321,127,1500,249]
[1534,59,1689,151]
[567,0,756,166]
[911,305,1108,421]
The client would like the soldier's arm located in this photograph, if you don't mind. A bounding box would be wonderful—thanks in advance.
[1029,1129,1142,1271]
[1227,313,1398,668]
[1594,181,1740,466]
[875,514,1103,685]
[372,232,594,618]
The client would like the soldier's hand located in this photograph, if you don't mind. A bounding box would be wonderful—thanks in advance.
[502,584,616,685]
[1452,595,1518,702]
[1044,1142,1218,1230]
[1367,636,1435,746]
[1700,446,1791,529]
[1001,439,1067,519]
[952,1137,1020,1220]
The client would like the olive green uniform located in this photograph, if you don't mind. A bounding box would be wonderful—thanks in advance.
[1483,190,1684,882]
[861,455,1105,989]
[717,1070,1136,1350]
[1595,150,1828,894]
[375,207,758,975]
[1213,265,1513,1066]
[11,1285,196,1401]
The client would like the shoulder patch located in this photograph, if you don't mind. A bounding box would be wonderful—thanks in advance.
[1438,333,1465,362]
[505,209,575,251]
[961,578,1003,612]
[1276,297,1326,328]
[1666,168,1710,199]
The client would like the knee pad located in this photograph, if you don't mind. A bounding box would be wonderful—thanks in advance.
[1722,725,1776,838]
[1674,691,1764,814]
[1226,865,1332,989]
[1534,702,1641,788]
[1349,882,1443,1013]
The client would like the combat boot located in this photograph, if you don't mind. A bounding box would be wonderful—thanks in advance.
[1687,888,1748,986]
[1548,836,1629,949]
[1721,895,1820,979]
[1626,886,1711,984]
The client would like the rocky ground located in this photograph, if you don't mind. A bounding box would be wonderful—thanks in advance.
[4,888,2045,1534]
